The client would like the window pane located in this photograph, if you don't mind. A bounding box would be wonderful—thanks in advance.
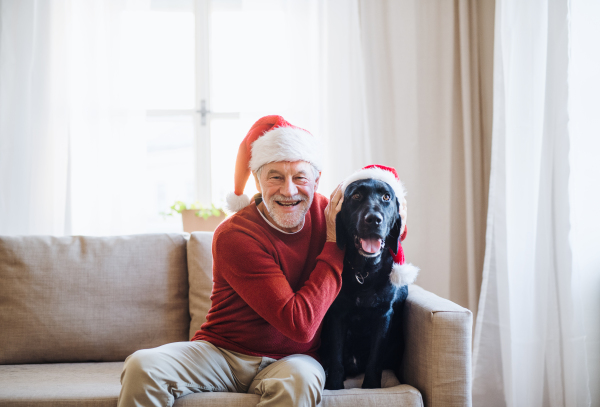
[144,115,195,232]
[209,2,291,113]
[119,7,195,110]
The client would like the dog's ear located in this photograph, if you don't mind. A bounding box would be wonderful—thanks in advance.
[385,198,402,255]
[335,212,349,250]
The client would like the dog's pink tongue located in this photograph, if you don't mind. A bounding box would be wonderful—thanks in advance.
[360,238,382,254]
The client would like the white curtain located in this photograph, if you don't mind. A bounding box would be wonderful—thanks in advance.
[0,0,69,235]
[0,0,148,236]
[472,0,598,405]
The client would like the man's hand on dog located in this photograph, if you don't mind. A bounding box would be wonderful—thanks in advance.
[325,184,344,243]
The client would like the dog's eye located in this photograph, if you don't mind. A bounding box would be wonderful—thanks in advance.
[382,194,391,201]
[352,193,361,200]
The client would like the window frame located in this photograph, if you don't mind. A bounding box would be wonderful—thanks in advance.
[145,0,239,206]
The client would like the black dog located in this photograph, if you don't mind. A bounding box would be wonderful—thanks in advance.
[320,178,410,390]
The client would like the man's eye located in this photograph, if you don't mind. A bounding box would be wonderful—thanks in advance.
[352,193,361,200]
[382,194,391,201]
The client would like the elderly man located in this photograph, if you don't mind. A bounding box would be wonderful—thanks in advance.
[118,115,345,406]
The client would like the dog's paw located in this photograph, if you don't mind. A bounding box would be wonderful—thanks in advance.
[325,378,345,390]
[361,377,382,389]
[325,366,345,390]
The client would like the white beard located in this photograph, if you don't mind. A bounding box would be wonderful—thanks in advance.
[266,193,313,230]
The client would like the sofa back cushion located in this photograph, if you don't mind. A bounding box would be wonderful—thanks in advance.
[0,233,190,364]
[186,232,214,339]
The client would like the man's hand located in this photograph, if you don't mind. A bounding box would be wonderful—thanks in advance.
[325,184,344,243]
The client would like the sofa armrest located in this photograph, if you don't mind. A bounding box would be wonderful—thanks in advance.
[400,285,472,407]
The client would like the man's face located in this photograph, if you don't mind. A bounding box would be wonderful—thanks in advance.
[254,160,320,233]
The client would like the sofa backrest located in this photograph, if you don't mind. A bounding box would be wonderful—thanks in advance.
[186,232,214,339]
[0,234,190,364]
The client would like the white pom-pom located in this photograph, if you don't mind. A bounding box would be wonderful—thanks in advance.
[390,263,420,287]
[224,192,251,214]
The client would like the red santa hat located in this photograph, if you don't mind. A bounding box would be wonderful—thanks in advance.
[225,115,323,213]
[341,164,419,287]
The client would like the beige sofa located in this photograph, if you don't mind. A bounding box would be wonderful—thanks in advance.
[0,232,472,407]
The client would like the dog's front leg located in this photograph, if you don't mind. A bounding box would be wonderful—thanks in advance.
[362,313,392,389]
[323,314,347,390]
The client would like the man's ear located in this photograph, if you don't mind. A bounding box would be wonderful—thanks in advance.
[385,198,402,255]
[253,172,262,194]
[335,212,349,250]
[314,171,321,192]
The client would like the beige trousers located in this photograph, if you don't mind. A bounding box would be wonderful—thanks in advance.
[118,340,325,407]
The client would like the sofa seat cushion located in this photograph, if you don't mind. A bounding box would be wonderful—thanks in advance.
[0,362,123,407]
[175,385,422,407]
[0,363,422,407]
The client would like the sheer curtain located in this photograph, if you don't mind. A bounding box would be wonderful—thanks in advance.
[0,0,70,235]
[472,0,598,405]
[0,0,148,236]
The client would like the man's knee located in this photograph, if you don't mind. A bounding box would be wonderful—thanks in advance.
[283,355,325,388]
[121,348,163,385]
[253,355,325,406]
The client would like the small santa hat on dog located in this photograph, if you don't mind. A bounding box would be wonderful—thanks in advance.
[341,164,420,287]
[224,115,323,213]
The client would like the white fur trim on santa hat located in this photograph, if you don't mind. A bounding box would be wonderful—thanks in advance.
[224,192,251,214]
[341,167,405,200]
[249,127,323,172]
[389,263,420,287]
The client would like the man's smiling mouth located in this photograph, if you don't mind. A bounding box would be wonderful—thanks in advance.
[276,201,302,207]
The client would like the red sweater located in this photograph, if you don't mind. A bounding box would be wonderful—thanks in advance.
[191,193,345,360]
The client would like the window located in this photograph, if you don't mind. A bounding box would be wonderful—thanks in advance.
[116,0,300,232]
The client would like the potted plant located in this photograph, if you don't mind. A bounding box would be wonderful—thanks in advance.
[164,201,227,233]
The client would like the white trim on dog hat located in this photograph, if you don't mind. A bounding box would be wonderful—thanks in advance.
[341,164,406,200]
[224,115,323,213]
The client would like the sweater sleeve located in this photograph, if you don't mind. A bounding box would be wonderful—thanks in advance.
[214,231,344,344]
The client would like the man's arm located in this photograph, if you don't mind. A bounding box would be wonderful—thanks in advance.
[215,234,343,343]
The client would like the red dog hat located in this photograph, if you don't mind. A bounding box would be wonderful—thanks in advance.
[225,115,323,213]
[341,164,419,287]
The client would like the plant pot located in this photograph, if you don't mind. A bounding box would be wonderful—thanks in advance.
[181,210,227,233]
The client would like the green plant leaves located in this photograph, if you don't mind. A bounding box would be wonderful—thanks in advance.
[195,203,222,219]
[163,201,223,219]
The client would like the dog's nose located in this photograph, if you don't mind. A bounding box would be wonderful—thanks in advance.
[364,212,383,225]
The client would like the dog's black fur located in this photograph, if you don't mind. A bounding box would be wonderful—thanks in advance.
[319,178,408,390]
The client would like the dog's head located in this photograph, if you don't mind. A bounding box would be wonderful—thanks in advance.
[336,178,402,258]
